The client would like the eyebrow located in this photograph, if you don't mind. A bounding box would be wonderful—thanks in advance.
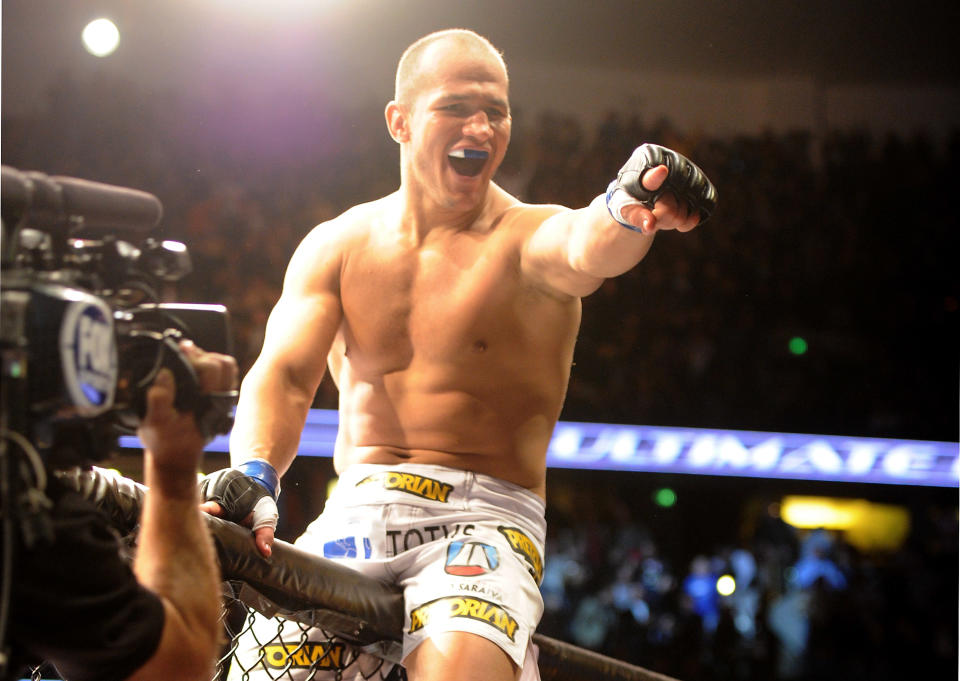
[435,93,510,111]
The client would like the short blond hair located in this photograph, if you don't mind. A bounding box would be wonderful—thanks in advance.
[394,29,507,107]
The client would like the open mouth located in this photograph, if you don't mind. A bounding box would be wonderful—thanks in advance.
[448,148,489,177]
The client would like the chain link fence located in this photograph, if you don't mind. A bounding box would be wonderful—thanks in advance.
[40,469,678,681]
[215,581,404,681]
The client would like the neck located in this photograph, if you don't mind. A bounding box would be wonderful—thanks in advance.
[398,175,500,239]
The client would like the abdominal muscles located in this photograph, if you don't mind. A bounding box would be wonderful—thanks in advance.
[333,338,571,493]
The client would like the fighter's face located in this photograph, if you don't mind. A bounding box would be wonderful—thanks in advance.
[398,48,511,210]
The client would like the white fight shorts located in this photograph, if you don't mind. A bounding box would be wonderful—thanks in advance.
[229,463,546,681]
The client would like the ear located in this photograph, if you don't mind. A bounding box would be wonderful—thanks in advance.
[385,101,410,143]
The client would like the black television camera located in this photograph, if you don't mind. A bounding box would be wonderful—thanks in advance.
[0,166,237,469]
[0,166,240,680]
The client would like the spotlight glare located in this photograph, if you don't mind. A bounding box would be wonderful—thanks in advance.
[716,574,736,596]
[82,18,120,57]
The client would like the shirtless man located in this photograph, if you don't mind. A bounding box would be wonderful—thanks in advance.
[203,29,714,681]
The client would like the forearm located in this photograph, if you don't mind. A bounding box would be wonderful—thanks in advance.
[531,144,715,297]
[526,195,656,297]
[565,194,656,280]
[132,454,220,679]
[228,362,315,474]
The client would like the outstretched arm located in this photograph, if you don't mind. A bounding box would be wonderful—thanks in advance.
[523,144,715,297]
[128,344,237,681]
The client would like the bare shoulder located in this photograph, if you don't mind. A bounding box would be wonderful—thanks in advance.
[286,194,397,290]
[512,201,568,224]
[506,198,599,299]
[495,200,569,245]
[486,184,565,235]
[300,195,395,251]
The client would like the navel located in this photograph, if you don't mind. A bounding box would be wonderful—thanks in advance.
[472,339,488,353]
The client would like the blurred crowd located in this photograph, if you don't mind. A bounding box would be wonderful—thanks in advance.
[3,72,957,441]
[536,471,957,681]
[3,73,957,680]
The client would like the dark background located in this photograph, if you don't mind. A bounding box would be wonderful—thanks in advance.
[3,0,957,442]
[3,2,957,680]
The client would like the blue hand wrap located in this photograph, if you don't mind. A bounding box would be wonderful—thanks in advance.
[605,181,646,233]
[236,459,281,501]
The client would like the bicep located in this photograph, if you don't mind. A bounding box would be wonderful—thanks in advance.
[254,286,342,393]
[249,227,344,396]
[230,225,347,469]
[521,203,606,298]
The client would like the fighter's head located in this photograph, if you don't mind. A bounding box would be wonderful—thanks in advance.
[387,30,511,207]
[394,29,509,110]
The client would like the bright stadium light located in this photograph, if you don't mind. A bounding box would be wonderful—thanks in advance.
[82,18,120,57]
[780,495,911,551]
[716,574,736,596]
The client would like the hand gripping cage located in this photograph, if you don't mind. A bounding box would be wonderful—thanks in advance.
[68,470,682,681]
[214,516,680,681]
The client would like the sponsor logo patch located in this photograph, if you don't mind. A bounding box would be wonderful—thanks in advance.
[262,642,347,670]
[456,582,503,601]
[386,523,474,556]
[356,471,454,503]
[409,596,518,641]
[444,540,499,576]
[323,535,372,559]
[498,526,543,584]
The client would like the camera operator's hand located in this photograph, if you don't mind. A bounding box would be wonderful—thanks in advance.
[137,341,238,486]
[129,341,237,681]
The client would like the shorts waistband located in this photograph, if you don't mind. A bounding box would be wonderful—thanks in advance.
[332,463,546,528]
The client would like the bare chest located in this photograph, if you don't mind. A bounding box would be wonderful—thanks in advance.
[339,232,528,367]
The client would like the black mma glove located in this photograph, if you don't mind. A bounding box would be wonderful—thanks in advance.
[198,460,279,533]
[606,143,718,229]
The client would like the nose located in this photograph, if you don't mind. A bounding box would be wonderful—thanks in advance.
[462,110,492,140]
